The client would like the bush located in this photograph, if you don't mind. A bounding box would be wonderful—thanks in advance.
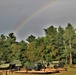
[24,61,30,67]
[73,59,76,64]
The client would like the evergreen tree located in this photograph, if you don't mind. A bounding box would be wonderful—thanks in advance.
[63,23,76,65]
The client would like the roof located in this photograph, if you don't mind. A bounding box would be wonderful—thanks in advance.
[0,64,10,68]
[10,60,22,67]
[15,63,22,67]
[52,61,59,64]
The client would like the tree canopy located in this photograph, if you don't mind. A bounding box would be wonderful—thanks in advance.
[0,23,76,66]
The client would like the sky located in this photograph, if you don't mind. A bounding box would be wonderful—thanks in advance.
[0,0,76,41]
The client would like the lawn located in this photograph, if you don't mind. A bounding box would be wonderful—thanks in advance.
[2,67,76,75]
[51,68,76,75]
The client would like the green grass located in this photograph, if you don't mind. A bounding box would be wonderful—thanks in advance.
[2,67,76,75]
[51,68,76,75]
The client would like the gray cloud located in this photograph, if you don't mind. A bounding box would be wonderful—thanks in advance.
[0,0,76,41]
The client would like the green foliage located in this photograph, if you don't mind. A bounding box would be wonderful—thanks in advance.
[24,61,30,67]
[0,23,76,66]
[44,25,57,36]
[26,35,35,43]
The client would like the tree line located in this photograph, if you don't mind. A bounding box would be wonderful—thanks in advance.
[0,23,76,66]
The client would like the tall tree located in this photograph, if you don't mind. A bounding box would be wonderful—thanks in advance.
[19,40,27,63]
[63,23,76,65]
[35,37,45,62]
[26,35,35,43]
[9,42,21,61]
[0,34,6,62]
[44,26,58,61]
[26,42,37,62]
[56,26,65,61]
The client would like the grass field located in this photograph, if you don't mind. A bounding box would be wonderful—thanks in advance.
[1,67,76,75]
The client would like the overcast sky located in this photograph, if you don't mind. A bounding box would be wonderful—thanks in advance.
[0,0,76,41]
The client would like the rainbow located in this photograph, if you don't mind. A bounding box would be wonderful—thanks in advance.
[14,0,59,34]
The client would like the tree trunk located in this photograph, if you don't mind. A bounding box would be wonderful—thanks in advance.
[63,41,68,65]
[65,55,68,65]
[70,51,72,65]
[69,41,72,65]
